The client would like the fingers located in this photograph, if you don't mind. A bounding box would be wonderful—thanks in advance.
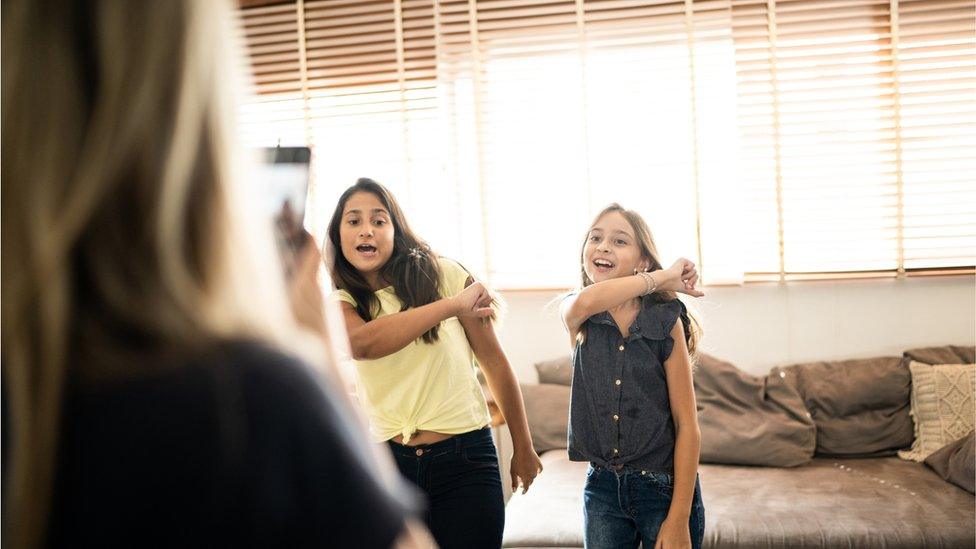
[511,474,533,494]
[511,460,543,495]
[673,257,705,297]
[475,290,492,308]
[672,257,695,272]
[297,244,322,279]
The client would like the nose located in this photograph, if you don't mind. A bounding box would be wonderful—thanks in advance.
[359,224,373,238]
[596,239,610,253]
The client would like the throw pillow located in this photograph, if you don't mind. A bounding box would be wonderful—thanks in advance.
[898,362,975,462]
[534,356,573,386]
[695,354,816,467]
[924,431,975,494]
[520,383,571,453]
[781,357,912,456]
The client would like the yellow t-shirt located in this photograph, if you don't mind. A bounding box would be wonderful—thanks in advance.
[331,257,491,443]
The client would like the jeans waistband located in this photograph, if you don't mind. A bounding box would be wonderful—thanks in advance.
[386,426,492,458]
[590,462,673,477]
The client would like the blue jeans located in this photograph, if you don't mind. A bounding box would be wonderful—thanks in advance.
[583,464,705,549]
[388,428,504,549]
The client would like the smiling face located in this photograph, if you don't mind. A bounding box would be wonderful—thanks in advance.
[338,191,395,287]
[582,210,649,284]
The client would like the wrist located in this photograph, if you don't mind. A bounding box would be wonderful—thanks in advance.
[635,271,659,295]
[446,295,462,317]
[665,508,691,523]
[660,267,681,292]
[511,435,536,456]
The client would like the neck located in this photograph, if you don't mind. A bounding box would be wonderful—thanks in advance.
[363,271,386,291]
[609,296,641,315]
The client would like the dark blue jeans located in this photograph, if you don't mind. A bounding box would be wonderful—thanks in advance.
[583,464,705,549]
[388,427,505,549]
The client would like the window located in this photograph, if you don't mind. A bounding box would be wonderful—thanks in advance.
[236,0,976,288]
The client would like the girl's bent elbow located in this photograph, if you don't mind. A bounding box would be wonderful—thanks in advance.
[350,346,370,361]
[347,334,374,360]
[565,297,591,328]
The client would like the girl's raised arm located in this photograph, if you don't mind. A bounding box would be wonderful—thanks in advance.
[560,258,702,340]
[341,282,493,360]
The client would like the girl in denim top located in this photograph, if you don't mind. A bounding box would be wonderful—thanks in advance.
[560,204,705,549]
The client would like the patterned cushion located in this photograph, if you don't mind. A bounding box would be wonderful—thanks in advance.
[898,362,975,462]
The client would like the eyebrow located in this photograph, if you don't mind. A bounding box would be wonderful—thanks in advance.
[590,227,634,239]
[344,208,389,216]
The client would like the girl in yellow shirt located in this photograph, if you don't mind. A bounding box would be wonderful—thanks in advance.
[327,178,542,549]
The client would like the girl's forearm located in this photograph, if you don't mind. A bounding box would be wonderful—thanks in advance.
[347,298,456,359]
[667,424,701,521]
[480,358,534,453]
[565,273,653,328]
[577,274,646,310]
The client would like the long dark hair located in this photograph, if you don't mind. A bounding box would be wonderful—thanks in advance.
[327,178,444,343]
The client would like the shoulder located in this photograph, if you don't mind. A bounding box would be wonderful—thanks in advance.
[436,256,471,296]
[197,340,335,418]
[328,289,357,307]
[200,340,414,544]
[203,340,380,476]
[437,256,468,278]
[635,297,686,340]
[175,339,353,438]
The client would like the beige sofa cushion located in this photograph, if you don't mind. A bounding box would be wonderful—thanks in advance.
[899,361,975,462]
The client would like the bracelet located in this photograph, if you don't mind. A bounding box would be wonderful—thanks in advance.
[637,271,658,295]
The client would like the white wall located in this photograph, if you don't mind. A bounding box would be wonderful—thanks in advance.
[494,275,976,380]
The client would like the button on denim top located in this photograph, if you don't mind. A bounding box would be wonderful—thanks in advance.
[568,296,687,473]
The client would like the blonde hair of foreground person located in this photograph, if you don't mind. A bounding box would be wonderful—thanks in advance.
[1,1,431,547]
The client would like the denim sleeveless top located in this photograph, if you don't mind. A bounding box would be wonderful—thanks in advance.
[568,296,687,473]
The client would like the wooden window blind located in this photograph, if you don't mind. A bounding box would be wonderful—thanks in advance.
[236,0,975,288]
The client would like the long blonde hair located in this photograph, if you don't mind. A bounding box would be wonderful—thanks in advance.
[577,204,702,355]
[2,2,316,546]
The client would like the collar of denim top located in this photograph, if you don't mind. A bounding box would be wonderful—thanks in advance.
[584,295,678,341]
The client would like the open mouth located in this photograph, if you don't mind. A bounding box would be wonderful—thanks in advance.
[356,244,378,256]
[593,258,615,272]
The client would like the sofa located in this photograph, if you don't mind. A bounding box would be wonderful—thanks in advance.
[501,346,976,548]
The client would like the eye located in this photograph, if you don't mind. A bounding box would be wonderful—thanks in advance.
[372,219,387,226]
[615,238,627,246]
[347,218,360,226]
[588,235,600,243]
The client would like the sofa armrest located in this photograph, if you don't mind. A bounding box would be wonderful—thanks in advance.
[491,423,514,503]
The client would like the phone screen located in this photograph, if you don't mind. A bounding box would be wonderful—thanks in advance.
[255,146,312,276]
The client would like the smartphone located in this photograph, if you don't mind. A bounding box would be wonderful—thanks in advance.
[255,146,312,277]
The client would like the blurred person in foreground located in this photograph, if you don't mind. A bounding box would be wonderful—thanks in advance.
[1,1,431,547]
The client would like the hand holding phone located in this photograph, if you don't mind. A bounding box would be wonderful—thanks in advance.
[255,146,311,279]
